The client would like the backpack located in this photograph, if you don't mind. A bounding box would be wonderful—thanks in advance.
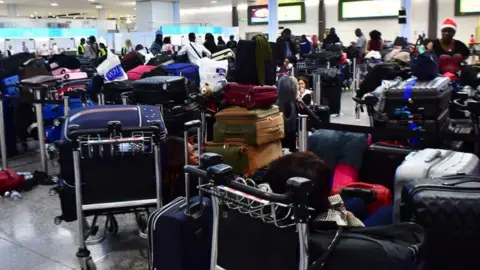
[358,61,410,97]
[411,52,439,81]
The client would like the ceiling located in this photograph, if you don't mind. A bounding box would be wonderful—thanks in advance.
[0,0,246,19]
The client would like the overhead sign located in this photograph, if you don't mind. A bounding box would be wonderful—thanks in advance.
[455,0,480,16]
[0,28,98,38]
[339,0,399,21]
[47,22,71,28]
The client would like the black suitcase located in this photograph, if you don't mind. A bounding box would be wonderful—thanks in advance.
[133,76,187,105]
[383,77,452,120]
[0,52,34,78]
[163,103,201,136]
[102,80,134,104]
[147,53,173,66]
[401,175,480,270]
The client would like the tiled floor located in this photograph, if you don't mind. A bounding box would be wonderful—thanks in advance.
[0,91,368,270]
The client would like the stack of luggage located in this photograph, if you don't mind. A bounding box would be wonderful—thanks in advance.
[205,83,284,177]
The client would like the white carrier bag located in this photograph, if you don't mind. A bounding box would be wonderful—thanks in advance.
[97,50,128,83]
[198,57,228,93]
[393,148,480,223]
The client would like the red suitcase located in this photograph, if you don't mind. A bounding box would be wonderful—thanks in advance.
[339,182,392,214]
[0,169,25,193]
[56,79,90,99]
[224,83,277,109]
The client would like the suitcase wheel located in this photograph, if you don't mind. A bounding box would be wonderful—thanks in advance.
[107,215,118,236]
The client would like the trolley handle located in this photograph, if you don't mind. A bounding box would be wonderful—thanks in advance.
[228,181,293,204]
[67,125,161,140]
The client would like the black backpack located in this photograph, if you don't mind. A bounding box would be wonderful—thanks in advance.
[358,61,410,97]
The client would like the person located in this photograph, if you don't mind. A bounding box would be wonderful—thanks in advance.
[98,43,108,57]
[217,36,226,46]
[427,18,470,74]
[37,44,49,57]
[367,30,383,51]
[163,136,199,204]
[51,43,59,55]
[297,77,312,105]
[322,28,341,49]
[299,35,312,56]
[276,28,298,67]
[277,76,299,152]
[469,34,477,49]
[84,36,98,59]
[177,32,212,65]
[263,152,393,228]
[77,38,86,56]
[204,33,217,54]
[21,41,29,53]
[352,28,367,54]
[135,44,144,51]
[121,39,134,56]
[150,34,163,55]
[226,35,237,49]
[7,45,13,57]
[161,37,174,55]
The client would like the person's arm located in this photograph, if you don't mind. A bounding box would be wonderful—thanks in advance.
[177,44,188,55]
[367,40,371,51]
[457,40,471,60]
[201,45,212,57]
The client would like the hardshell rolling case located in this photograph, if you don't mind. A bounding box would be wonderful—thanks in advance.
[20,75,59,101]
[133,76,187,105]
[401,175,480,270]
[393,148,480,223]
[102,80,134,104]
[224,83,277,110]
[204,140,282,176]
[213,106,284,146]
[384,77,453,120]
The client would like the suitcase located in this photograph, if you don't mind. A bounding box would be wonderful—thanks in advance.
[162,63,199,84]
[133,76,187,105]
[54,72,88,81]
[0,52,34,78]
[212,48,235,61]
[141,66,169,79]
[51,67,81,76]
[401,175,480,270]
[224,83,277,110]
[204,140,282,176]
[147,53,173,66]
[126,65,157,81]
[2,75,20,156]
[18,58,50,79]
[20,75,59,101]
[163,103,201,136]
[384,77,453,120]
[393,148,480,223]
[383,108,449,132]
[102,80,134,104]
[213,106,284,146]
[121,51,145,72]
[56,79,90,98]
[0,169,25,193]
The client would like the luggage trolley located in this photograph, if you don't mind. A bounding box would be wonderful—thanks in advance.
[66,118,166,270]
[186,164,312,270]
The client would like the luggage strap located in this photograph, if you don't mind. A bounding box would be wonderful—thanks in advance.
[396,78,422,145]
[190,43,202,59]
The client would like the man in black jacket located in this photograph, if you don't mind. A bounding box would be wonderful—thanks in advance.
[276,28,298,67]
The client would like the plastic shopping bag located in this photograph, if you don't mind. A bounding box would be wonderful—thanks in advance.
[198,57,228,94]
[97,50,128,83]
[138,48,154,66]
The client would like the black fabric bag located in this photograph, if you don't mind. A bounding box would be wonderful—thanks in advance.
[48,54,81,71]
[234,40,277,86]
[309,223,424,270]
[121,51,145,72]
[411,52,439,81]
[358,61,410,97]
[0,52,34,78]
[141,66,169,79]
[147,53,173,66]
[401,175,480,270]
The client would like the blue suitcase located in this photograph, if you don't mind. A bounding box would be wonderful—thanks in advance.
[163,63,199,86]
[2,75,20,156]
[147,196,213,270]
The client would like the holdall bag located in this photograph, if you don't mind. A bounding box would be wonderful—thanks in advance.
[384,77,452,120]
[393,148,480,223]
[213,106,284,146]
[309,223,423,270]
[133,76,187,105]
[204,140,282,176]
[102,80,134,104]
[126,65,157,81]
[224,83,277,109]
[460,64,480,89]
[357,61,410,98]
[401,175,480,270]
[338,182,392,214]
[0,169,25,193]
[140,66,169,79]
[49,54,82,72]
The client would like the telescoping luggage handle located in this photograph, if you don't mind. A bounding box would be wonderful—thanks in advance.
[183,119,203,216]
[298,114,308,152]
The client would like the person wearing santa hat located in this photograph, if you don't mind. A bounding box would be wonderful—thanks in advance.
[427,18,470,75]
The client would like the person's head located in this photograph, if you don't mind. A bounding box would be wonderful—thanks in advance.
[22,41,26,46]
[166,136,198,169]
[218,36,224,41]
[329,28,336,35]
[282,28,292,40]
[278,75,299,104]
[263,152,332,214]
[125,39,132,47]
[301,35,307,42]
[135,44,144,51]
[188,32,196,42]
[80,38,86,45]
[230,35,234,41]
[355,28,362,37]
[88,36,96,44]
[205,33,215,43]
[163,37,171,44]
[440,18,457,42]
[471,34,474,38]
[283,58,290,68]
[155,34,163,42]
[369,30,382,41]
[43,44,47,47]
[297,76,308,91]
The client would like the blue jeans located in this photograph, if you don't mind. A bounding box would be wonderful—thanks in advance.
[345,198,393,227]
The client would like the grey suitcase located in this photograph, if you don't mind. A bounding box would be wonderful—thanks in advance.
[132,76,187,104]
[393,148,480,223]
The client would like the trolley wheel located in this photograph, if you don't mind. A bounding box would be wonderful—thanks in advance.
[53,216,62,225]
[85,258,96,270]
[107,216,118,236]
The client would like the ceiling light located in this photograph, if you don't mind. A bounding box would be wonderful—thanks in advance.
[51,3,58,6]
[96,5,103,8]
[134,8,136,10]
[88,0,96,1]
[73,16,76,19]
[0,1,5,4]
[16,14,20,16]
[48,12,52,15]
[34,12,38,14]
[211,0,218,3]
[30,14,33,17]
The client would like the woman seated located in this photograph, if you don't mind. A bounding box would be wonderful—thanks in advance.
[297,77,312,105]
[263,152,392,227]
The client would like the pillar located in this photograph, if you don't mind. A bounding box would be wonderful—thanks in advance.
[173,1,180,25]
[232,6,239,27]
[268,0,278,42]
[7,4,17,18]
[136,0,175,32]
[399,0,412,41]
[318,0,326,41]
[98,8,106,20]
[428,0,438,39]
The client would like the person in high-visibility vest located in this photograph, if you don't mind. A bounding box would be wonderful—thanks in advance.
[98,43,108,57]
[77,38,85,55]
[121,39,134,56]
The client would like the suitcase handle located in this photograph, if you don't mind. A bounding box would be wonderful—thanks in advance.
[442,175,480,186]
[340,188,377,204]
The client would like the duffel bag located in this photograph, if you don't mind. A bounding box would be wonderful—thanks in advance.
[127,65,157,81]
[213,106,284,146]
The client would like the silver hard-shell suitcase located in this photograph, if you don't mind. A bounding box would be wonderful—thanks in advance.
[393,148,480,223]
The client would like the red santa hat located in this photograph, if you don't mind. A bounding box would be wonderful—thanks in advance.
[441,18,457,31]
